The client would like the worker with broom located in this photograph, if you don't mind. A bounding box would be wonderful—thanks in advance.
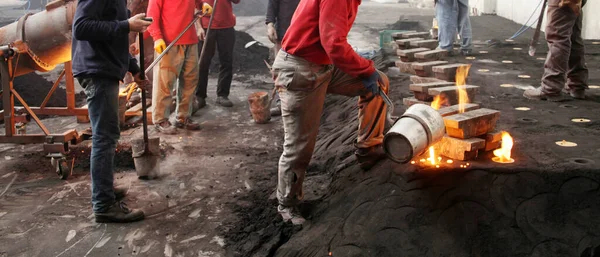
[271,0,390,225]
[524,0,588,101]
[72,0,151,223]
[147,0,213,134]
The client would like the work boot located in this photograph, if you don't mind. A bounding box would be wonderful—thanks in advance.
[355,144,387,170]
[270,99,282,117]
[175,117,201,130]
[155,120,177,134]
[216,96,234,107]
[95,201,145,223]
[460,49,472,56]
[114,187,127,200]
[523,87,568,102]
[277,205,305,225]
[192,97,206,114]
[564,88,586,100]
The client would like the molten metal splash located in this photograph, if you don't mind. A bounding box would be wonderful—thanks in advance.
[455,65,471,113]
[493,132,515,163]
[431,96,442,110]
[428,146,436,165]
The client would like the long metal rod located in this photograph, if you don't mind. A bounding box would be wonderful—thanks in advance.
[139,32,149,152]
[11,88,51,135]
[144,12,206,75]
[1,57,13,137]
[198,0,219,66]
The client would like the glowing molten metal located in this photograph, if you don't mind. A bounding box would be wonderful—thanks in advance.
[492,132,515,163]
[455,65,471,113]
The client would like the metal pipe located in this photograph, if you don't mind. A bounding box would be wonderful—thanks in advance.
[144,12,206,75]
[198,0,219,66]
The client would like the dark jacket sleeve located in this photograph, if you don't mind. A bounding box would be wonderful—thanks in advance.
[266,0,278,24]
[73,0,131,41]
[128,54,141,75]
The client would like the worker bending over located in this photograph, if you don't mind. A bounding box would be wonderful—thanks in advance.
[524,0,588,101]
[147,0,213,133]
[271,0,390,225]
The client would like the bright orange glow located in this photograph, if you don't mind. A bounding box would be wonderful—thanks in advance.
[428,146,436,165]
[455,65,471,113]
[431,96,443,110]
[493,132,515,163]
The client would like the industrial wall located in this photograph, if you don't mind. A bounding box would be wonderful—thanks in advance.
[471,0,600,40]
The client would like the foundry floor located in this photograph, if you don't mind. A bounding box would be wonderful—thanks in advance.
[1,2,600,257]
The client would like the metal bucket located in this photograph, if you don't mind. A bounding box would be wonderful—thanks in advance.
[383,104,445,163]
[131,137,160,179]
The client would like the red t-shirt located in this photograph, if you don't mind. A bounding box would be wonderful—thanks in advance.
[200,0,239,29]
[281,0,375,78]
[147,0,204,45]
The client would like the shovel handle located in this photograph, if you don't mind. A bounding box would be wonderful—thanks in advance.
[139,32,150,151]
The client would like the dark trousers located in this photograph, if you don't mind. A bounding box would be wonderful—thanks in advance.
[78,77,120,213]
[541,0,588,94]
[196,27,235,98]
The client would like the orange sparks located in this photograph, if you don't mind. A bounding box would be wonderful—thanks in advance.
[492,132,515,163]
[428,146,436,165]
[455,65,471,113]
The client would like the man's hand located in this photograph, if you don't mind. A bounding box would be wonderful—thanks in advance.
[202,3,213,15]
[129,13,153,33]
[154,39,166,54]
[559,0,582,16]
[130,42,140,55]
[197,27,206,41]
[133,72,149,90]
[361,71,383,95]
[267,23,277,44]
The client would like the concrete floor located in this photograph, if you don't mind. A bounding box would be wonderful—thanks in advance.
[1,1,600,257]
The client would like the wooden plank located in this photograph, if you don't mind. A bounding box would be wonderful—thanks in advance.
[415,49,448,61]
[395,38,423,50]
[444,108,501,139]
[432,63,471,82]
[433,136,486,161]
[409,39,439,49]
[437,103,480,117]
[428,85,479,105]
[397,48,430,62]
[403,97,430,107]
[413,60,449,77]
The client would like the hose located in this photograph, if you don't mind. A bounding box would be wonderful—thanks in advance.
[508,0,544,39]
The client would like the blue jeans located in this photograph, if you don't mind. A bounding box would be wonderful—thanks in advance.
[78,77,120,213]
[436,0,472,51]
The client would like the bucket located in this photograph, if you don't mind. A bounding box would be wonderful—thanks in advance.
[383,104,445,163]
[248,91,272,124]
[131,137,160,179]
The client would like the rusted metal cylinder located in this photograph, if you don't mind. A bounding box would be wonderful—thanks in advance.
[0,0,77,76]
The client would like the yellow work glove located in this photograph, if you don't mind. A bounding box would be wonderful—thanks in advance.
[202,3,213,15]
[154,39,166,54]
[559,0,582,16]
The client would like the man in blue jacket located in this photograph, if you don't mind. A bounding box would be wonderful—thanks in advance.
[72,0,151,223]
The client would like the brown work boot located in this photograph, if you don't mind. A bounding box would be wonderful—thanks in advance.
[192,97,206,115]
[523,87,568,102]
[216,96,234,107]
[277,205,305,225]
[355,144,387,170]
[155,120,177,134]
[175,117,201,131]
[95,201,145,223]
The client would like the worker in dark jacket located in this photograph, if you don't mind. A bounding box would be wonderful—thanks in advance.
[265,0,300,116]
[72,0,151,223]
[271,0,389,225]
[524,0,588,101]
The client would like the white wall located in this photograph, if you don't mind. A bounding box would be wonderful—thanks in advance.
[471,0,600,40]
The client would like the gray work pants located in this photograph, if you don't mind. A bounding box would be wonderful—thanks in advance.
[436,0,472,51]
[541,0,588,94]
[271,50,389,207]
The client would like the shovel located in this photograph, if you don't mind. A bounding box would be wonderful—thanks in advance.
[132,31,160,179]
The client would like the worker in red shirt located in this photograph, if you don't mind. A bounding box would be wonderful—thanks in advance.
[271,0,390,225]
[147,0,212,134]
[194,0,240,109]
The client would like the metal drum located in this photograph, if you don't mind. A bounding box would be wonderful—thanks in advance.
[383,104,445,163]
